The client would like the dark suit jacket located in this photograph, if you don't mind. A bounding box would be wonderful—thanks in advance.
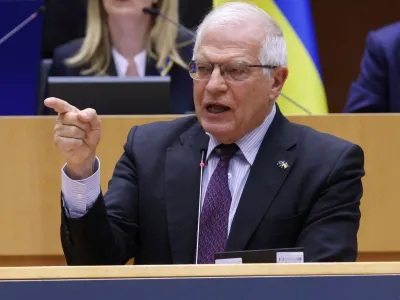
[45,38,195,114]
[60,106,365,265]
[344,22,400,112]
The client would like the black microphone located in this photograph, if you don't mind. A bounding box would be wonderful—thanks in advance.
[195,134,210,264]
[142,7,195,39]
[142,7,311,116]
[0,5,46,46]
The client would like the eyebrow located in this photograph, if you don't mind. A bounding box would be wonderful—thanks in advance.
[194,52,254,64]
[194,58,255,65]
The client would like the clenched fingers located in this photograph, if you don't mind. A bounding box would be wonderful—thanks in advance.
[54,136,84,151]
[57,112,91,133]
[78,108,101,130]
[55,123,86,139]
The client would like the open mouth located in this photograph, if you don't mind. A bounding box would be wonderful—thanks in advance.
[206,104,230,114]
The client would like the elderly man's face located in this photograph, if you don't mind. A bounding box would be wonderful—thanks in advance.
[193,26,287,144]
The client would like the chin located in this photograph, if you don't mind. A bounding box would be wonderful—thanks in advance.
[113,8,137,15]
[200,119,237,143]
[107,4,137,15]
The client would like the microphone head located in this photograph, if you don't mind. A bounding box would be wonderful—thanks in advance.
[200,134,210,153]
[38,5,46,14]
[142,7,160,17]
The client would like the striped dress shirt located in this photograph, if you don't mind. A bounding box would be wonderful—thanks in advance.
[202,104,276,233]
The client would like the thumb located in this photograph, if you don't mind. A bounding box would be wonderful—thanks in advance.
[78,108,101,130]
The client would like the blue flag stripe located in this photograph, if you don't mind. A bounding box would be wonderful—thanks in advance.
[274,0,322,75]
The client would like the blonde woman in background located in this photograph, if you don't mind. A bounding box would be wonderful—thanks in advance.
[47,0,194,114]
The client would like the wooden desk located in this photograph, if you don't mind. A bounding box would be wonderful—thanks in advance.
[0,262,400,279]
[0,114,399,265]
[0,263,400,300]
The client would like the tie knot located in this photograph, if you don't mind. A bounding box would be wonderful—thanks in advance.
[214,143,239,160]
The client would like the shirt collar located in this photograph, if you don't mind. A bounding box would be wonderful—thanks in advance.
[205,104,276,165]
[111,48,147,77]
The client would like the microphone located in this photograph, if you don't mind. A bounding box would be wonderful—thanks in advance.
[142,7,195,39]
[195,134,210,264]
[0,5,46,47]
[142,7,311,116]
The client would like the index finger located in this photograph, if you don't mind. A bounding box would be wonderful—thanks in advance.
[44,97,79,114]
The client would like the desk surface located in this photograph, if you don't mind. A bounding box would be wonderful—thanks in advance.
[0,262,400,280]
[0,114,399,261]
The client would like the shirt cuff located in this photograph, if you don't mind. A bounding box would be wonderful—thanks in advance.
[61,158,101,218]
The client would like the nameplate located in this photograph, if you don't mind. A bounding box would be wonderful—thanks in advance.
[215,257,243,264]
[276,252,304,263]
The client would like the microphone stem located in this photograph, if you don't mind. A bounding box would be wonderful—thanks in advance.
[0,11,40,46]
[158,14,195,39]
[195,149,207,264]
[280,92,312,115]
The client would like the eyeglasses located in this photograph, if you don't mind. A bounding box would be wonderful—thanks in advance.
[188,60,277,82]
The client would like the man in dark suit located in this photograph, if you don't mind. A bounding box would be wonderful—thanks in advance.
[45,2,364,265]
[344,22,400,112]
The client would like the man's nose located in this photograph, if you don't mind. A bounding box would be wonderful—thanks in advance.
[205,65,228,93]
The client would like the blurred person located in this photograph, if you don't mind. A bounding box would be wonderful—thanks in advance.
[47,0,194,114]
[344,22,400,112]
[41,0,212,58]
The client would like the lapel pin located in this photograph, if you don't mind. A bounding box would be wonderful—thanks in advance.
[277,161,289,169]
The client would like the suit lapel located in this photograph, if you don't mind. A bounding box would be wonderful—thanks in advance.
[165,122,206,264]
[226,109,298,251]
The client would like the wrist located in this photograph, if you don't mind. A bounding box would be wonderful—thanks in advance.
[66,156,96,180]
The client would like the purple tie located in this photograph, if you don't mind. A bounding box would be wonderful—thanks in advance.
[197,144,239,264]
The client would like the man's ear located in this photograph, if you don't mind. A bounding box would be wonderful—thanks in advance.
[269,67,288,101]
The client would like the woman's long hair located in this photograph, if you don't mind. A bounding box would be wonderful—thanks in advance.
[66,0,188,75]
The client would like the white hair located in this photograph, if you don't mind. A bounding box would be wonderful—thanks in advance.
[193,2,288,77]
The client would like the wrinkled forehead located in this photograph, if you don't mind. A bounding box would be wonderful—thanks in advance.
[194,25,263,62]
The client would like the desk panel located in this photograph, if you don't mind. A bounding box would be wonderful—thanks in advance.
[0,275,399,300]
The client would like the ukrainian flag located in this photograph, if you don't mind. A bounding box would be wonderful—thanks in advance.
[213,0,328,114]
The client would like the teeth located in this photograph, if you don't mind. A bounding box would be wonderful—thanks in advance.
[207,105,229,113]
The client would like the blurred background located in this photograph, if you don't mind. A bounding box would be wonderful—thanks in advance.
[38,0,400,113]
[1,0,399,114]
[310,0,399,112]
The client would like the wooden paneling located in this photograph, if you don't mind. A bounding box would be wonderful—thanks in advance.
[0,256,66,267]
[357,252,400,262]
[0,115,399,265]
